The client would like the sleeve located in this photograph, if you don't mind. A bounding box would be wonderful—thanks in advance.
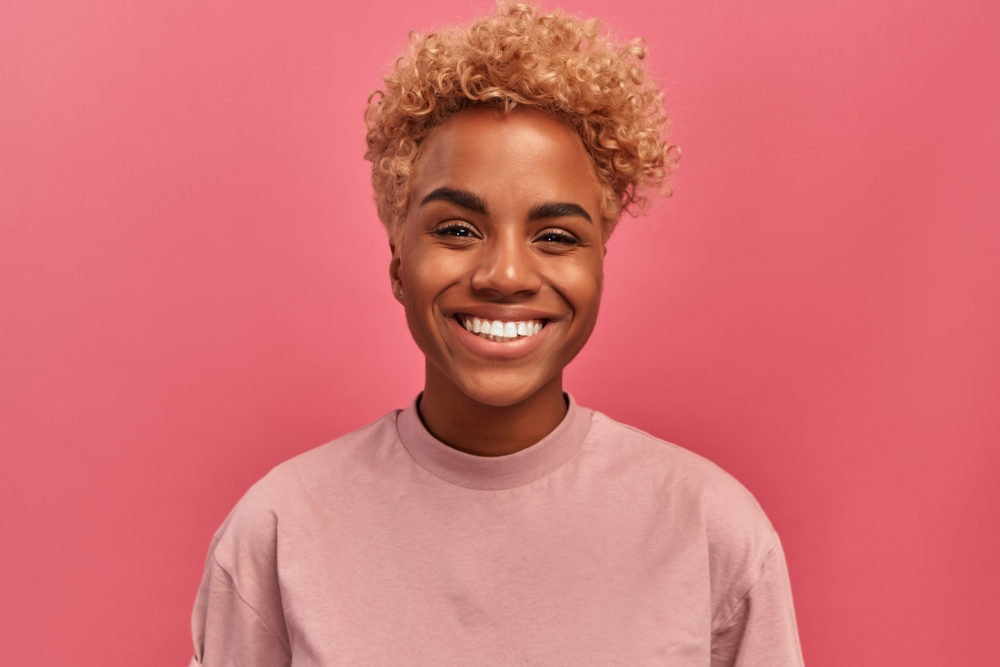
[189,535,292,667]
[710,537,804,667]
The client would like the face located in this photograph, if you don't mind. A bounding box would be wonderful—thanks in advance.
[390,107,606,408]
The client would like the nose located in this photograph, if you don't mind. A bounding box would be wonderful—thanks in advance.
[470,235,542,296]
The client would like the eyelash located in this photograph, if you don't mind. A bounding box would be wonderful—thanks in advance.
[432,222,480,239]
[431,223,582,246]
[535,229,582,246]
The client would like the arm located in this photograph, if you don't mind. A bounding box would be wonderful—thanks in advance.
[190,538,291,667]
[711,538,804,667]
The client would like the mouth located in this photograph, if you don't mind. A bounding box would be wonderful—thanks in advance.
[454,314,546,343]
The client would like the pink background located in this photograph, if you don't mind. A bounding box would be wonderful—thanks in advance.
[2,0,997,664]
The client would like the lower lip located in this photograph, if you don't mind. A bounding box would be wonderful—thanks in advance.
[447,317,551,360]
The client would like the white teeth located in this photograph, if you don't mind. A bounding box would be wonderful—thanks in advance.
[461,316,545,341]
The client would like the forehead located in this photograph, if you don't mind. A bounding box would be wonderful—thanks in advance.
[410,108,601,213]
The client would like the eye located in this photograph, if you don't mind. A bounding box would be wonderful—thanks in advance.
[534,229,582,245]
[432,222,480,239]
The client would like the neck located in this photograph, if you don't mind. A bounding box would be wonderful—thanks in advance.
[418,362,568,457]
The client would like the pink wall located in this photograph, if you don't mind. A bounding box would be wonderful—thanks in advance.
[1,0,997,664]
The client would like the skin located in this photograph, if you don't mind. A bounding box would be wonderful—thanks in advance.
[389,107,607,456]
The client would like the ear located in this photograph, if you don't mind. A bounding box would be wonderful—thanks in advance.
[389,240,404,303]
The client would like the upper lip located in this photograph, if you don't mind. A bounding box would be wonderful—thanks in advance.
[442,305,561,322]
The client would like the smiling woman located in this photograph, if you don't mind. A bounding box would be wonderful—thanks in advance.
[395,109,606,455]
[187,2,803,666]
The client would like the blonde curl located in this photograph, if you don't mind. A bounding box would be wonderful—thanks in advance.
[364,1,679,244]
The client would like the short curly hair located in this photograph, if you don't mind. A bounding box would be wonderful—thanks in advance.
[364,0,678,244]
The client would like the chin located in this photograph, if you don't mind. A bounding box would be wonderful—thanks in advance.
[452,371,555,409]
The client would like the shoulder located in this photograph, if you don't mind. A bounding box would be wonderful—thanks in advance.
[212,409,404,554]
[586,410,773,528]
[583,410,780,614]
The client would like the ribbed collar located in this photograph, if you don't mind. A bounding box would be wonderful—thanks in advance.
[395,393,592,491]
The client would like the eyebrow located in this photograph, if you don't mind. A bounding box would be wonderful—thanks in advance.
[420,188,488,215]
[419,187,592,224]
[528,201,593,224]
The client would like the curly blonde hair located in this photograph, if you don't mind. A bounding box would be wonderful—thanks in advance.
[364,0,678,243]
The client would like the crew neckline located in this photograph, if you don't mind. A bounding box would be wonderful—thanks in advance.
[395,393,592,491]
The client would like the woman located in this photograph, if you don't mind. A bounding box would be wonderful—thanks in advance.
[189,3,803,665]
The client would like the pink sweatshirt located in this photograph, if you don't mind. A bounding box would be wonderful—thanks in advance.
[190,395,803,666]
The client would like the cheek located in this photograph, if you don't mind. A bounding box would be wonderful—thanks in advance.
[559,259,604,315]
[547,272,603,348]
[406,253,459,302]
